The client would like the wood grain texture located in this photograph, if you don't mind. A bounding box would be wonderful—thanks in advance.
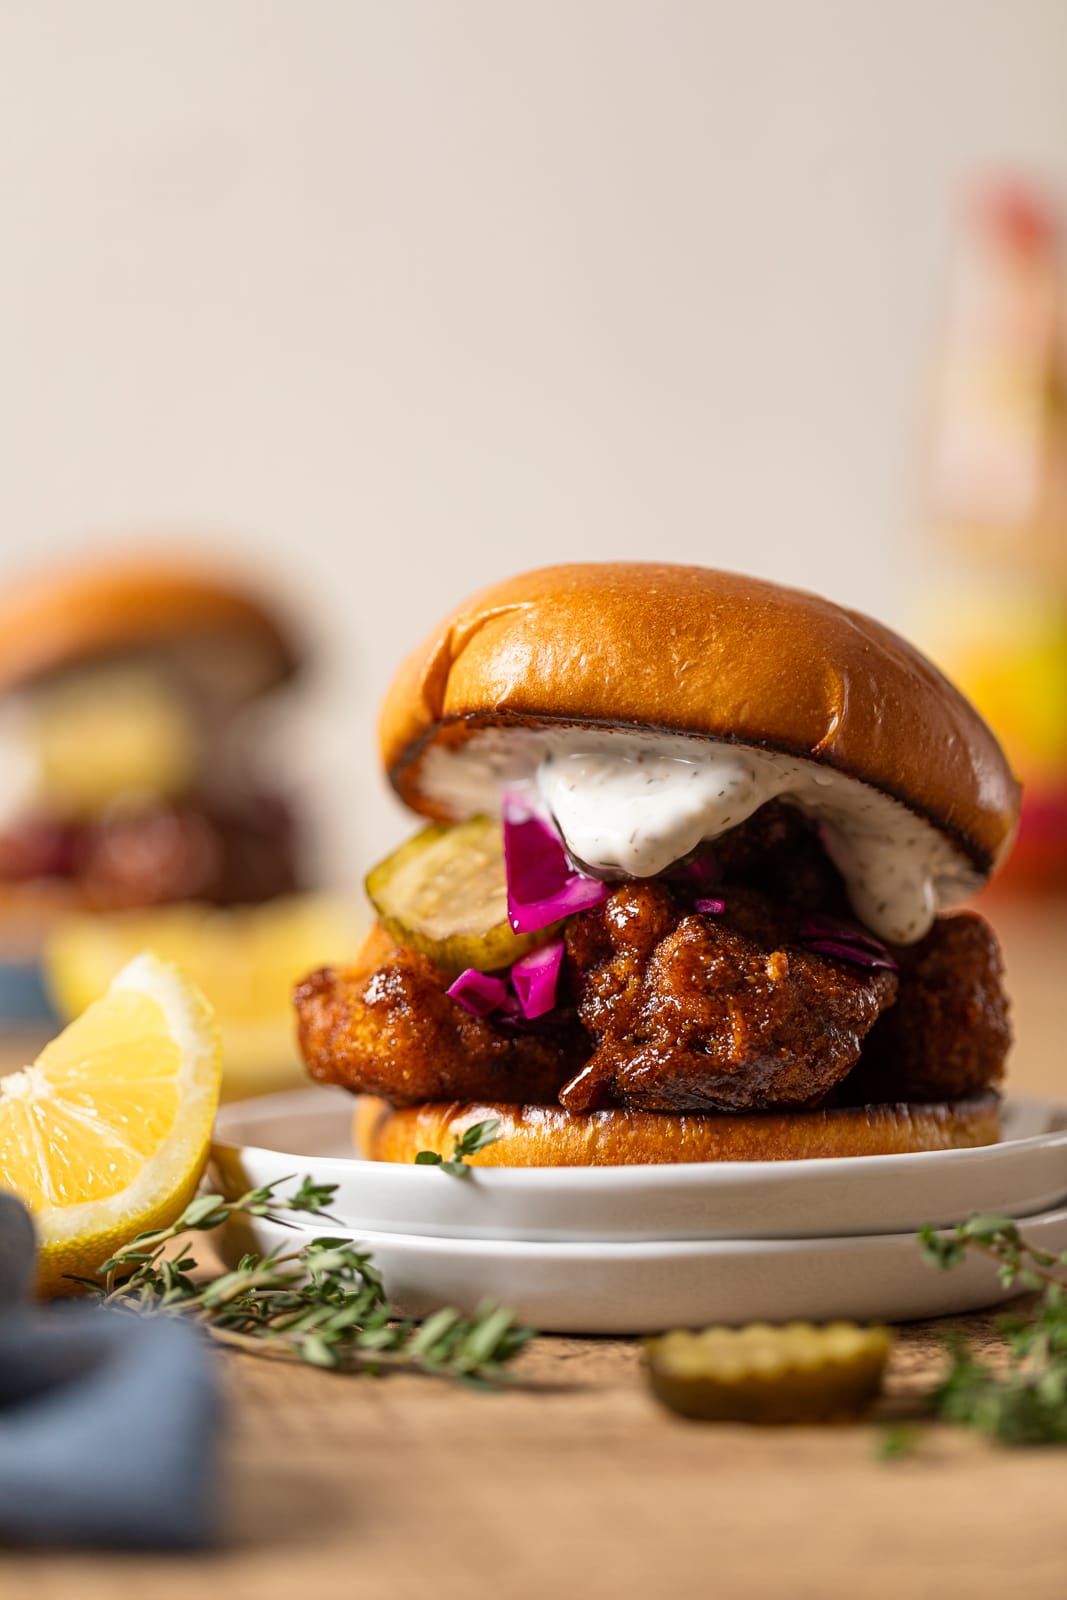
[1,897,1064,1597]
[3,1321,1067,1600]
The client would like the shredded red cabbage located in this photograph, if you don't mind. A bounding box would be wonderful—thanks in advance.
[510,938,565,1019]
[693,897,726,914]
[445,969,511,1017]
[503,795,611,935]
[799,914,898,972]
[447,939,565,1022]
[800,913,888,952]
[668,852,719,887]
[804,939,898,971]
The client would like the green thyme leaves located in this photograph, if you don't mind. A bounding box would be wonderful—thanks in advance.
[916,1215,1067,1446]
[75,1176,533,1384]
[414,1116,502,1176]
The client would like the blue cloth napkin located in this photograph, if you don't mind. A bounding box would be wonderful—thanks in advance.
[0,1191,222,1550]
[0,960,58,1027]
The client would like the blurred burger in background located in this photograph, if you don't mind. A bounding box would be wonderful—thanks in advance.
[0,556,357,1095]
[0,558,303,923]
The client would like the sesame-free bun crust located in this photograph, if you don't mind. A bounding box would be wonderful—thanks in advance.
[355,1093,1002,1166]
[0,557,299,699]
[380,563,1019,876]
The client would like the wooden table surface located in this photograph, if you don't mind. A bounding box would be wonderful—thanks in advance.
[3,896,1067,1600]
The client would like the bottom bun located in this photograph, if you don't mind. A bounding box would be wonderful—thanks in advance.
[354,1093,1002,1166]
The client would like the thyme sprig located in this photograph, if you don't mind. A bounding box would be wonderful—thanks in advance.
[415,1116,502,1176]
[70,1176,534,1384]
[916,1214,1067,1445]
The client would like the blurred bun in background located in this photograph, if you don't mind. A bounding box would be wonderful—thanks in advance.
[0,556,359,1093]
[0,556,304,936]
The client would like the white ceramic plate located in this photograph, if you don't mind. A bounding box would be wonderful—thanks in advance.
[211,1087,1067,1243]
[215,1204,1067,1334]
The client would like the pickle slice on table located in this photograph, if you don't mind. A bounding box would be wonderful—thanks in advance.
[645,1322,893,1424]
[365,816,553,974]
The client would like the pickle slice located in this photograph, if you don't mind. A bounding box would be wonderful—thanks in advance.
[365,816,553,974]
[645,1322,893,1424]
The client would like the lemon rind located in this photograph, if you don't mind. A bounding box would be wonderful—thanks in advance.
[10,951,222,1252]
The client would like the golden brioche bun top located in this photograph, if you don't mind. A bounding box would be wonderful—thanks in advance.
[0,556,300,701]
[379,562,1020,876]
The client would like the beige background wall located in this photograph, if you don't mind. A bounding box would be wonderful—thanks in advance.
[1,2,1065,882]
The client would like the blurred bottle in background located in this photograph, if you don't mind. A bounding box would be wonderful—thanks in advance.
[920,180,1067,895]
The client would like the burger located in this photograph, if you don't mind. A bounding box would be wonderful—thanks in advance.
[295,563,1019,1165]
[0,556,303,1021]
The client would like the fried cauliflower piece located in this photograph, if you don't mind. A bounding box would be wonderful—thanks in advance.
[294,926,583,1107]
[842,911,1010,1104]
[292,860,1009,1118]
[560,882,898,1114]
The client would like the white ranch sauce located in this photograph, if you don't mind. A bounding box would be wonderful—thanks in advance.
[420,729,985,945]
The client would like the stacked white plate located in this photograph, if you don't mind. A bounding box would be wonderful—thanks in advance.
[210,1088,1067,1334]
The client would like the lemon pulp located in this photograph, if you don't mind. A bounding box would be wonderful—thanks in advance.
[0,952,222,1296]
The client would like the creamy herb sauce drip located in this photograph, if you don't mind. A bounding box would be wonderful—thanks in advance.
[420,730,982,944]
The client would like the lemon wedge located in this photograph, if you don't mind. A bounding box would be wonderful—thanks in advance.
[45,895,360,1100]
[0,952,222,1296]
